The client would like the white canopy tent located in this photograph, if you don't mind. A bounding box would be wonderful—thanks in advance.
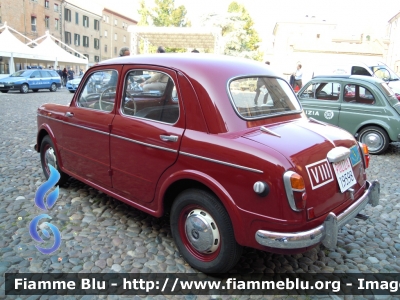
[28,31,89,68]
[0,22,50,75]
[0,23,88,77]
[128,26,223,54]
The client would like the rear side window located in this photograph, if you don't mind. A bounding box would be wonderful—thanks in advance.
[229,77,301,119]
[299,82,340,101]
[343,84,375,105]
[121,70,179,124]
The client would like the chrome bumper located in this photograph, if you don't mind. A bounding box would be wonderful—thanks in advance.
[255,180,380,249]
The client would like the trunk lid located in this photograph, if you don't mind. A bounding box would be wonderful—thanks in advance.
[243,119,365,217]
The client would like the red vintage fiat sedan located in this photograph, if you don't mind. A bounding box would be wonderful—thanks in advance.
[35,54,380,273]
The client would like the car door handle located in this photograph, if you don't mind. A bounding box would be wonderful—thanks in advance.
[160,135,178,142]
[65,112,74,117]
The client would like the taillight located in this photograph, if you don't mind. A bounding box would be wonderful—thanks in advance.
[360,142,370,168]
[395,93,400,101]
[284,171,307,211]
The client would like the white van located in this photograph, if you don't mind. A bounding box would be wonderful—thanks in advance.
[314,60,400,100]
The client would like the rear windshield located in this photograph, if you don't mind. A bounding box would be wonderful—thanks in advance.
[228,77,301,119]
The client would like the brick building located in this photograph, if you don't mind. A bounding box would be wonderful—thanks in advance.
[0,0,137,65]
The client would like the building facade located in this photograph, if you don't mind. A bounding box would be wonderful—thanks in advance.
[387,12,400,74]
[101,8,137,61]
[0,0,137,65]
[271,17,387,82]
[62,0,102,65]
[0,0,63,43]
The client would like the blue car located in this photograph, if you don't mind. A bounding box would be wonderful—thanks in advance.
[66,75,83,93]
[0,69,61,93]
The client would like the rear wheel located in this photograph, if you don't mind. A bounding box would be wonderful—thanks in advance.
[358,126,389,155]
[40,135,69,186]
[49,83,57,92]
[20,83,29,93]
[170,189,243,273]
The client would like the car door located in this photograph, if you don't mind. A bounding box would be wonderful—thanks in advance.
[338,82,386,135]
[40,70,52,88]
[28,70,42,89]
[298,81,341,124]
[58,68,120,187]
[110,67,185,203]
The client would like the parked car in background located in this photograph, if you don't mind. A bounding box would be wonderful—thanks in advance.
[66,75,83,93]
[298,75,400,154]
[35,54,379,273]
[0,69,61,93]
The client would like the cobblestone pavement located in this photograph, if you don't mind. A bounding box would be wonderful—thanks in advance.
[0,88,400,299]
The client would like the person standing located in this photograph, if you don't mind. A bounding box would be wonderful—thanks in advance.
[67,67,75,81]
[62,68,68,86]
[294,64,303,90]
[254,61,270,106]
[157,46,165,53]
[56,66,63,87]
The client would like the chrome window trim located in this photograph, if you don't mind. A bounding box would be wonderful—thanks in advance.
[110,134,177,153]
[180,152,263,174]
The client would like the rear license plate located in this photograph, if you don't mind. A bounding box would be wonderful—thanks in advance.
[332,158,356,193]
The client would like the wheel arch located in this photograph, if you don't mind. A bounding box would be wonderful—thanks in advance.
[355,122,392,142]
[36,126,65,169]
[157,170,246,245]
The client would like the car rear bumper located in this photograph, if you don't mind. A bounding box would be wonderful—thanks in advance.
[255,180,380,249]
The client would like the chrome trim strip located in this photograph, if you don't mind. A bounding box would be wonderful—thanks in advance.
[283,171,301,212]
[255,180,380,249]
[180,152,263,174]
[110,134,177,153]
[308,117,326,126]
[260,126,281,137]
[38,114,109,136]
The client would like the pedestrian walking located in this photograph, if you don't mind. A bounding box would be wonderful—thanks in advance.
[119,46,130,57]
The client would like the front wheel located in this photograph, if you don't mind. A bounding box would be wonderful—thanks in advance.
[40,135,69,186]
[170,189,243,273]
[358,126,389,155]
[20,83,29,93]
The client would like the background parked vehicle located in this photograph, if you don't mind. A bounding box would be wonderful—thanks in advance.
[66,75,83,93]
[298,74,400,154]
[0,69,61,93]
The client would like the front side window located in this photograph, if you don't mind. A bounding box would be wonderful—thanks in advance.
[121,70,179,124]
[229,77,301,119]
[343,84,376,105]
[299,82,341,101]
[77,70,117,112]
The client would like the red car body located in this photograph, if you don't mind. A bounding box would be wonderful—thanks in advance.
[35,54,380,273]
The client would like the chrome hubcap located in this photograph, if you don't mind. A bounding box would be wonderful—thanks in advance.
[185,209,220,254]
[362,132,382,152]
[45,147,57,170]
[23,85,28,93]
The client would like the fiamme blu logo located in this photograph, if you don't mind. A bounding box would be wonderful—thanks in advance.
[29,164,62,254]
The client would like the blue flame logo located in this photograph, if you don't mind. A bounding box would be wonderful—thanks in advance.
[29,164,62,254]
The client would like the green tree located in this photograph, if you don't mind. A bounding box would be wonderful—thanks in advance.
[137,0,191,52]
[202,2,263,60]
